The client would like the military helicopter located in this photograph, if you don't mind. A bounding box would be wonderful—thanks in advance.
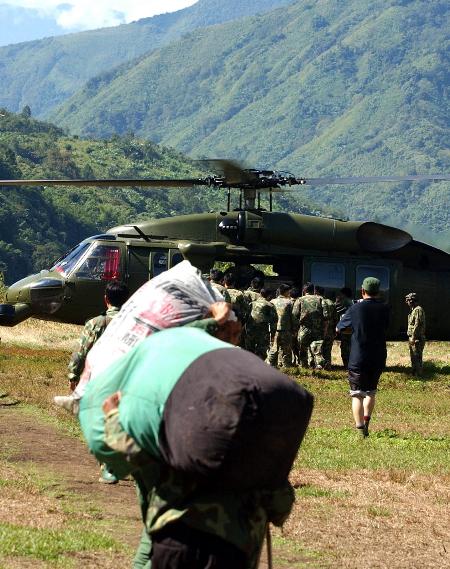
[0,160,449,338]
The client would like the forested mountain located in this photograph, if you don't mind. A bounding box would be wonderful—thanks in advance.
[0,0,293,117]
[0,109,331,283]
[51,0,450,244]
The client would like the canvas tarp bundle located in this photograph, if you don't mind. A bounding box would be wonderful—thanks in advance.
[80,327,313,489]
[73,260,223,400]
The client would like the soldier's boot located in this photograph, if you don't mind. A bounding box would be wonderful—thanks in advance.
[99,464,118,484]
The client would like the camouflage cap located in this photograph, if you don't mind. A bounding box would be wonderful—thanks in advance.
[405,292,417,302]
[361,277,380,295]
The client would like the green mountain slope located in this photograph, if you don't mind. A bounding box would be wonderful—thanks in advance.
[51,0,449,244]
[0,0,293,117]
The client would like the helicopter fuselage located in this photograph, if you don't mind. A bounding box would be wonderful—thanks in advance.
[1,210,449,339]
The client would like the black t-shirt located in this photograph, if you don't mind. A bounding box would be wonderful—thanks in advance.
[337,299,390,372]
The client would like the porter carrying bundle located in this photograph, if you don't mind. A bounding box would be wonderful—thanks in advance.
[80,327,313,489]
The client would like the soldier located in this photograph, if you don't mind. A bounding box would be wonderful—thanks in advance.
[405,292,426,376]
[245,288,278,359]
[244,275,264,303]
[293,282,326,369]
[223,273,249,326]
[321,289,339,369]
[290,287,302,365]
[335,287,354,368]
[267,283,294,368]
[209,268,231,303]
[66,280,129,483]
[223,272,249,347]
[67,281,129,391]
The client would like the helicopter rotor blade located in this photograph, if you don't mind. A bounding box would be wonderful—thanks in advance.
[294,174,450,186]
[0,178,210,188]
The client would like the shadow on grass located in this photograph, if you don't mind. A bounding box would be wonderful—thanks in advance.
[384,361,450,380]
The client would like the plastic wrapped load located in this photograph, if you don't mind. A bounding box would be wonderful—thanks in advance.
[80,326,313,490]
[73,260,223,400]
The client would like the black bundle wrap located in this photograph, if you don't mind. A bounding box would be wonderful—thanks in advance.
[159,348,313,490]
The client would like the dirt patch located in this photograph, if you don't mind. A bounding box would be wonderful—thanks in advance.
[0,406,141,566]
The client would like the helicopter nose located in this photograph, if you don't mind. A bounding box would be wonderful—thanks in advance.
[0,276,65,325]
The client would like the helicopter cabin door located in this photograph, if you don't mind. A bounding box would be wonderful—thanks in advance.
[127,246,151,294]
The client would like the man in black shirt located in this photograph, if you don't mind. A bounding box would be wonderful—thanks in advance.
[337,277,389,437]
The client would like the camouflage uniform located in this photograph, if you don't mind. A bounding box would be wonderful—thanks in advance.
[336,297,353,368]
[226,287,250,348]
[407,305,426,376]
[245,297,278,359]
[292,295,325,369]
[67,306,120,386]
[267,296,294,368]
[321,299,338,368]
[244,287,262,304]
[210,282,231,303]
[104,409,294,569]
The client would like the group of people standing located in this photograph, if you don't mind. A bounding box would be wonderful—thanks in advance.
[209,268,355,371]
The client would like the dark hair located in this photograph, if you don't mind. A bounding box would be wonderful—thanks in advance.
[340,287,352,298]
[105,281,129,307]
[251,276,264,290]
[278,283,291,295]
[290,286,301,299]
[302,282,314,294]
[210,269,224,283]
[314,285,325,296]
[223,273,236,287]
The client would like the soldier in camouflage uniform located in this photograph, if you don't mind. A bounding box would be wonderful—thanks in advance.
[245,288,278,359]
[406,292,426,376]
[290,287,302,365]
[267,284,294,368]
[244,276,264,304]
[209,268,231,303]
[67,281,129,390]
[335,287,354,368]
[67,281,129,483]
[223,273,250,348]
[317,287,338,369]
[102,396,294,569]
[292,282,326,369]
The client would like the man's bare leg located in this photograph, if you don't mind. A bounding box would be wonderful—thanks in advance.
[351,395,364,428]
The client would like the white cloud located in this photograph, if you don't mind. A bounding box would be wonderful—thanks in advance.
[4,0,198,30]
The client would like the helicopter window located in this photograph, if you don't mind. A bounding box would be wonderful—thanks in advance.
[51,242,91,276]
[356,265,390,291]
[170,253,184,268]
[311,262,345,289]
[152,252,168,277]
[74,244,121,281]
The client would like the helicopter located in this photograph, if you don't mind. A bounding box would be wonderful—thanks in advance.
[0,160,449,339]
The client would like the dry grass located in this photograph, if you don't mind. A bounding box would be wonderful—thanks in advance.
[0,319,82,351]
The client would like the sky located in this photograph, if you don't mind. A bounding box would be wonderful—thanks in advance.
[2,0,199,32]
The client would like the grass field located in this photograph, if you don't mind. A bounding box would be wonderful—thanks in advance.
[0,320,448,568]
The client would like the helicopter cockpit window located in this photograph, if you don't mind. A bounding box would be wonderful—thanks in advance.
[51,242,91,276]
[74,244,122,281]
[311,262,345,289]
[356,265,390,292]
[152,252,168,277]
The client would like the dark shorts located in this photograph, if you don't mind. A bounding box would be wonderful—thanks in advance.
[151,521,247,569]
[348,369,382,396]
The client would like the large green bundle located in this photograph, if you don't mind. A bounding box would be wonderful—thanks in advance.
[80,327,313,489]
